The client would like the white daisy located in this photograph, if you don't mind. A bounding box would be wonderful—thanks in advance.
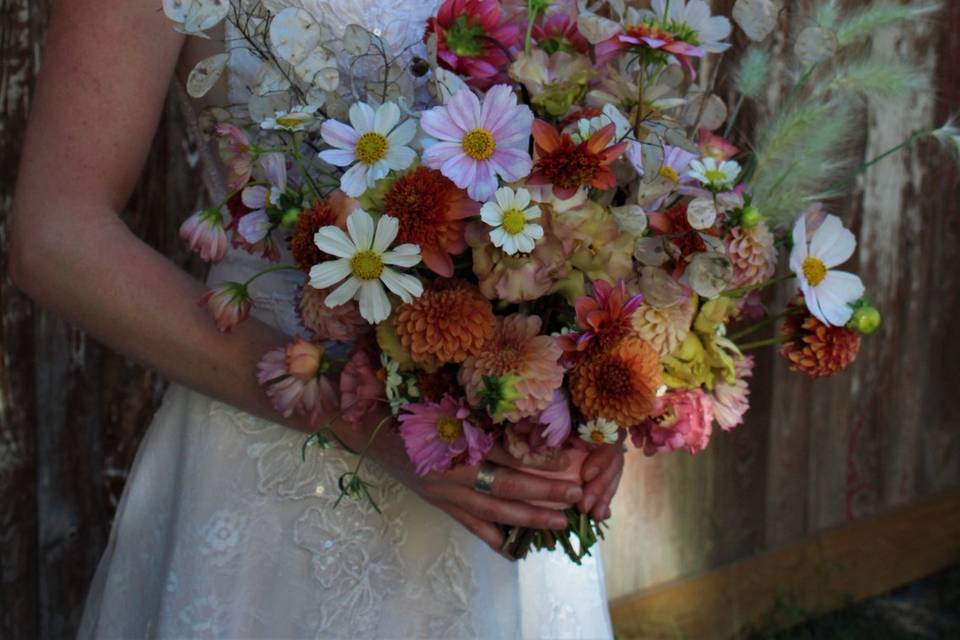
[260,104,321,132]
[317,101,417,197]
[789,213,865,327]
[309,209,423,324]
[480,187,544,255]
[687,157,740,189]
[649,0,732,54]
[578,418,621,445]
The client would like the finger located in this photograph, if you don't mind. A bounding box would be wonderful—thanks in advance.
[581,442,623,483]
[592,467,623,521]
[441,462,583,504]
[487,443,570,472]
[578,447,624,515]
[443,501,510,558]
[438,486,570,530]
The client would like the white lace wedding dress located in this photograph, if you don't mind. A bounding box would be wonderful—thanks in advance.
[78,1,613,638]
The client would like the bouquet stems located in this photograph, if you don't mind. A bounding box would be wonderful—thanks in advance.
[502,508,606,564]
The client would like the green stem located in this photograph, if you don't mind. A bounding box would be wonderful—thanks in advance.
[737,334,793,351]
[290,137,323,201]
[723,274,795,298]
[723,94,746,139]
[242,264,300,288]
[728,308,793,341]
[828,128,932,192]
[524,4,538,55]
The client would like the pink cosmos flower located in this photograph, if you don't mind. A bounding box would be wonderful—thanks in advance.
[225,192,282,262]
[631,388,714,456]
[180,206,228,263]
[538,388,572,447]
[398,394,493,476]
[215,123,255,191]
[238,153,287,245]
[256,339,339,427]
[425,0,521,89]
[421,85,533,201]
[339,350,385,425]
[712,355,754,431]
[197,282,252,332]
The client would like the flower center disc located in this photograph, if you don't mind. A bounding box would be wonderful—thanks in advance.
[802,256,827,286]
[277,113,309,129]
[355,132,389,164]
[501,208,527,235]
[462,128,496,161]
[658,164,679,182]
[350,250,385,280]
[590,429,606,443]
[436,416,463,442]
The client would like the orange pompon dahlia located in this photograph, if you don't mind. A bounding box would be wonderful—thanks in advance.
[779,301,861,378]
[569,337,662,426]
[297,284,368,342]
[459,314,564,422]
[393,280,495,367]
[384,166,480,277]
[526,120,627,200]
[289,191,357,271]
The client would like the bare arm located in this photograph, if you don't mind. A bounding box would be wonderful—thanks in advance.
[9,0,586,554]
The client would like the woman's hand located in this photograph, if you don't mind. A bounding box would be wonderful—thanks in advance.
[576,442,626,522]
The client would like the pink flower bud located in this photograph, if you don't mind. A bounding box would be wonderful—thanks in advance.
[197,282,252,332]
[180,207,228,262]
[285,338,324,381]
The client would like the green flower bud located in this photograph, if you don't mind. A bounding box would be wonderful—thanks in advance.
[740,205,763,229]
[849,305,881,335]
[479,374,522,423]
[281,207,302,228]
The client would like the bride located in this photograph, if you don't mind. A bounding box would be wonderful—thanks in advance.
[10,0,624,637]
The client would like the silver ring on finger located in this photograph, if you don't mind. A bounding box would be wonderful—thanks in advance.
[473,461,498,494]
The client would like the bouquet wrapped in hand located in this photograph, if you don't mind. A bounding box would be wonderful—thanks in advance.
[170,0,955,562]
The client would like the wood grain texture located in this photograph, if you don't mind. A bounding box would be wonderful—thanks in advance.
[610,488,960,639]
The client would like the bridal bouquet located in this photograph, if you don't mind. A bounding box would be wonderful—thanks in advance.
[170,0,954,561]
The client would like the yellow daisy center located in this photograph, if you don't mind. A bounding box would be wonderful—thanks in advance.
[276,114,307,128]
[658,164,679,182]
[436,415,463,443]
[501,208,527,235]
[350,250,385,280]
[704,168,727,184]
[590,429,606,444]
[802,256,828,286]
[462,128,496,161]
[355,132,389,164]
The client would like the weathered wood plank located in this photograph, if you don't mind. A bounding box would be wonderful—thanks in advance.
[610,488,960,640]
[0,0,47,637]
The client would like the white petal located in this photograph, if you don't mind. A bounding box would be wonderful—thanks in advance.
[366,159,391,183]
[381,244,422,268]
[815,271,865,325]
[480,202,504,226]
[314,226,357,258]
[810,214,856,268]
[523,205,540,220]
[320,119,359,150]
[309,259,352,288]
[324,276,362,307]
[384,145,416,171]
[494,187,514,210]
[525,223,544,239]
[790,215,809,273]
[349,102,376,133]
[515,234,535,253]
[380,268,423,302]
[489,226,508,248]
[387,119,418,147]
[374,102,401,133]
[373,215,400,253]
[347,209,375,250]
[317,148,356,166]
[340,163,369,198]
[514,188,532,209]
[358,280,391,323]
[501,233,518,255]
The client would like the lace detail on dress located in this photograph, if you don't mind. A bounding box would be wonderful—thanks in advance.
[420,539,479,639]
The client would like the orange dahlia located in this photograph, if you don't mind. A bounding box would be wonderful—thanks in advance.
[569,337,662,426]
[459,314,564,422]
[393,280,495,367]
[779,301,861,378]
[289,191,356,271]
[384,166,480,277]
[527,120,627,200]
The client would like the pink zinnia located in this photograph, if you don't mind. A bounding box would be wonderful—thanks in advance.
[398,394,493,476]
[421,85,533,202]
[215,123,255,191]
[198,282,252,332]
[425,0,521,88]
[532,9,589,55]
[631,388,714,456]
[180,206,228,263]
[339,350,385,425]
[712,355,754,431]
[256,338,339,427]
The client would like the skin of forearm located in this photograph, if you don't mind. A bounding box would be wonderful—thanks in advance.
[11,204,326,435]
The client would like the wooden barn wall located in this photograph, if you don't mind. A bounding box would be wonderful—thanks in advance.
[0,0,958,636]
